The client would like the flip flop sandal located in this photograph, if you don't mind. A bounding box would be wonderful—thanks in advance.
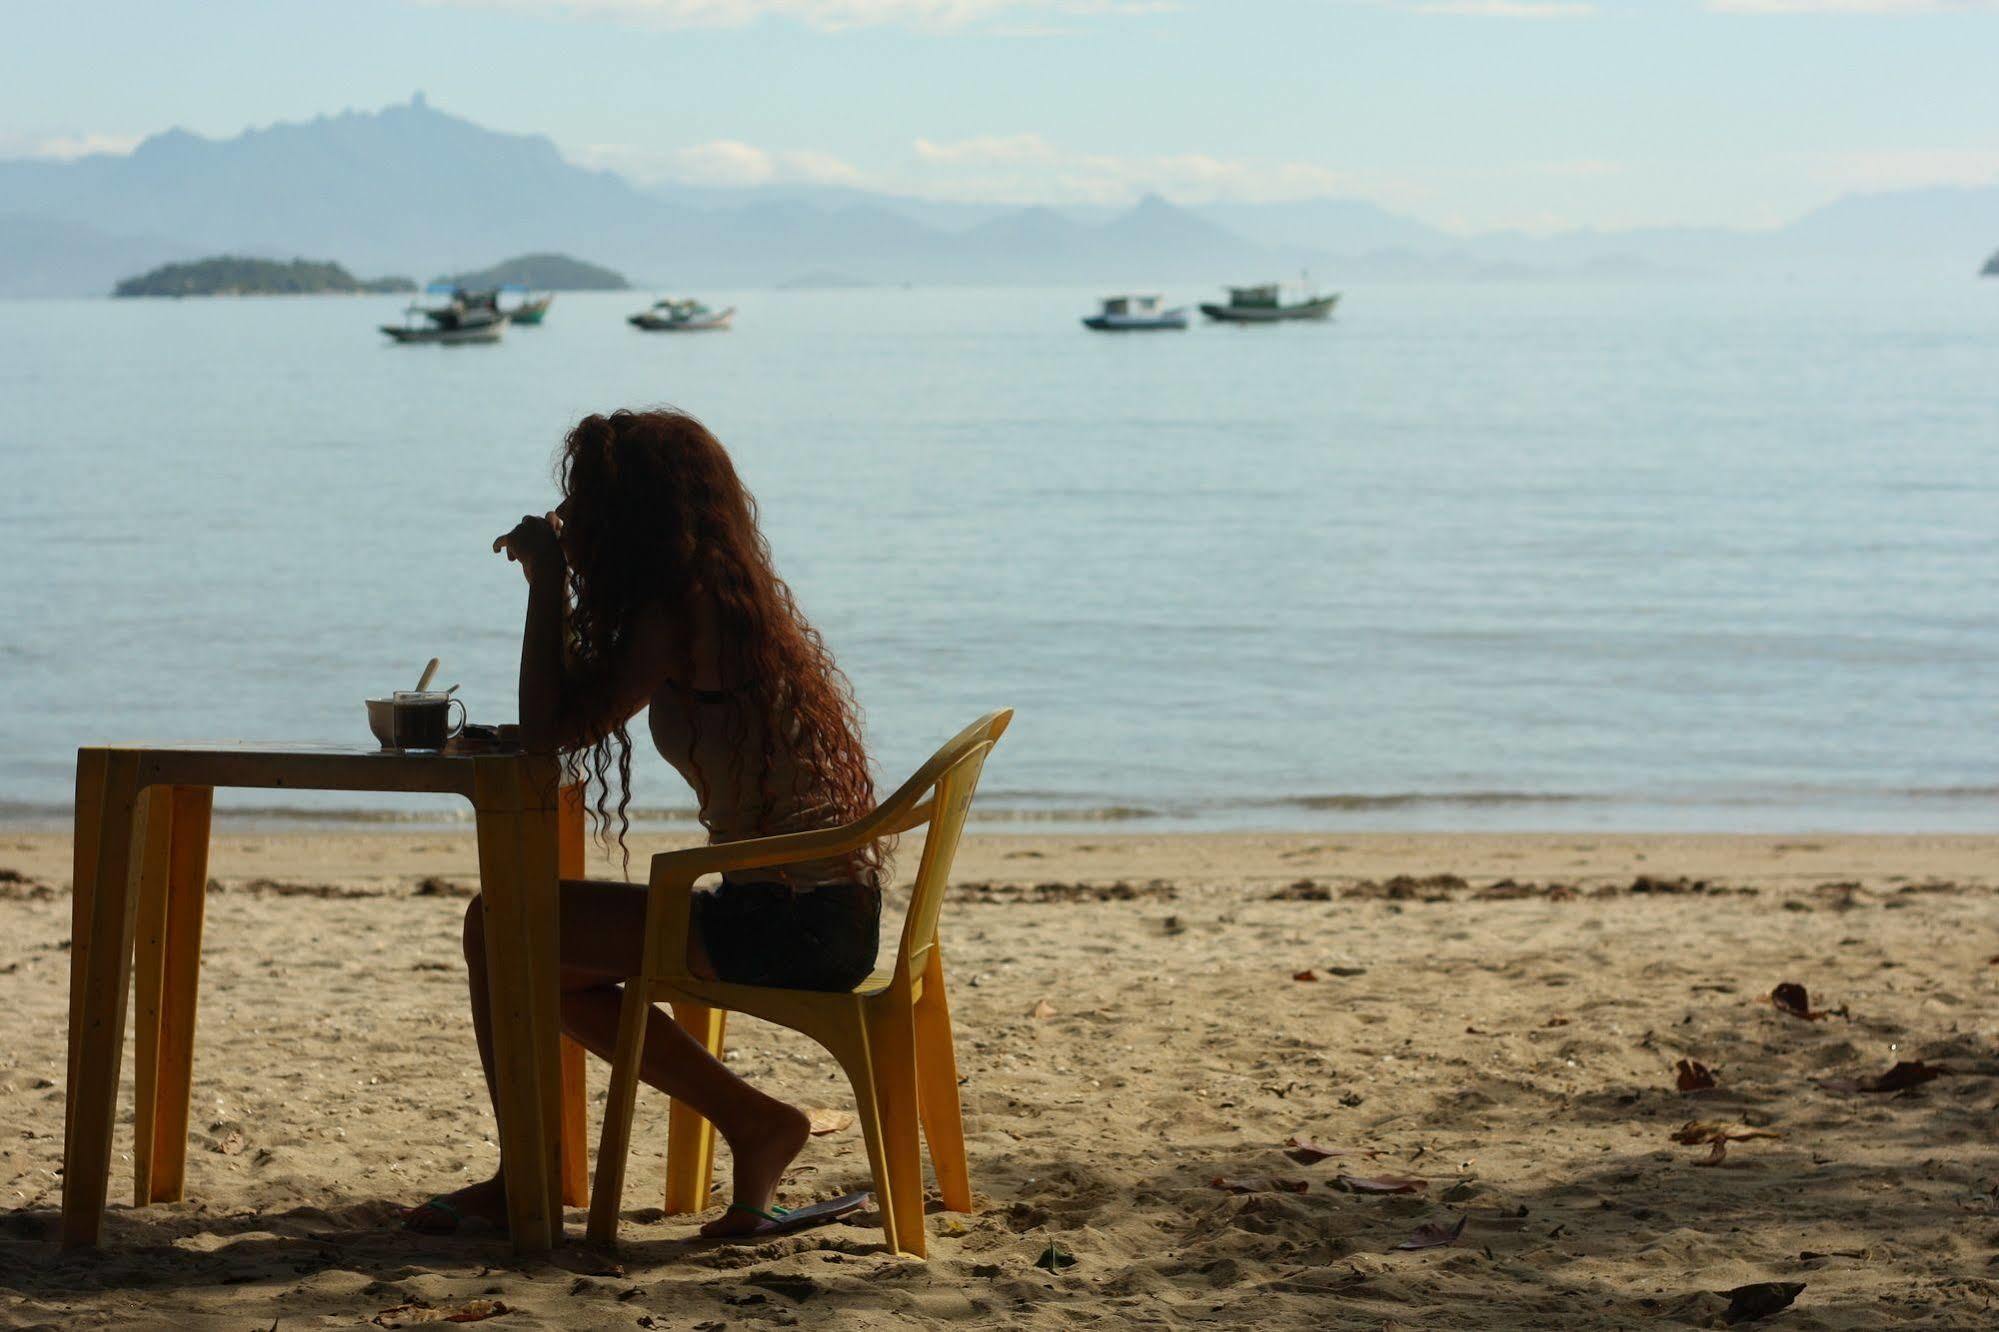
[713,1190,873,1239]
[398,1197,498,1236]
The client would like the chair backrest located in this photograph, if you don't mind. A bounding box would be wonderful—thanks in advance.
[882,709,1011,982]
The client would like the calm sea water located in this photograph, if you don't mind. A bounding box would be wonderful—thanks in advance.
[2,283,1995,832]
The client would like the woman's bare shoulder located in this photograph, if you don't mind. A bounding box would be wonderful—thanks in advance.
[636,593,739,695]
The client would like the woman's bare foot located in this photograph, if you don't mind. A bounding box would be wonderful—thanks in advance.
[699,1100,813,1237]
[401,1174,508,1235]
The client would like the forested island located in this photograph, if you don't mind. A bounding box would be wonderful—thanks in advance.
[440,253,628,290]
[114,256,415,297]
[1983,249,1998,277]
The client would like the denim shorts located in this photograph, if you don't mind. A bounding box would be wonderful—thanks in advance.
[692,880,881,991]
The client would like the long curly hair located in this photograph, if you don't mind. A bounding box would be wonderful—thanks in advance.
[556,408,880,879]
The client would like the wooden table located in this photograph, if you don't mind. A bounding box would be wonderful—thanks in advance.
[61,743,592,1254]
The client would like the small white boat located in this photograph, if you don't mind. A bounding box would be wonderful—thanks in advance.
[382,285,507,344]
[381,314,506,344]
[629,297,735,332]
[1082,293,1188,332]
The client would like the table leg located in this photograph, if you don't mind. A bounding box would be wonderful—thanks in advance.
[471,763,563,1252]
[130,790,175,1204]
[135,787,212,1204]
[518,787,566,1225]
[61,753,145,1249]
[557,783,589,1210]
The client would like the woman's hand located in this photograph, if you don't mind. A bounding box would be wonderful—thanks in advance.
[493,513,564,584]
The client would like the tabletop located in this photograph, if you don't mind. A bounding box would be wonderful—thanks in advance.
[79,740,557,801]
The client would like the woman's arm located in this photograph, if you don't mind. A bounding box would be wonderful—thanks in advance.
[516,555,571,753]
[495,514,676,754]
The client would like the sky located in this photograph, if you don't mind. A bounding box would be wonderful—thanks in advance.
[4,0,1998,233]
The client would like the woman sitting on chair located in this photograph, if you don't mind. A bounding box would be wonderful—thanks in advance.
[404,408,884,1237]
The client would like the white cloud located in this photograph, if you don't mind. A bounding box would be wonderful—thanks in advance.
[1707,1,1999,11]
[678,139,867,185]
[418,0,1177,31]
[586,129,1379,204]
[1523,158,1626,177]
[0,131,141,160]
[1813,146,1999,189]
[1403,2,1594,14]
[579,138,866,186]
[907,133,1358,204]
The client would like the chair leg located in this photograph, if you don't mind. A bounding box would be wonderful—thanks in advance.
[559,1036,589,1209]
[824,1018,898,1256]
[129,789,174,1206]
[912,949,973,1212]
[663,1003,727,1214]
[865,997,928,1258]
[587,982,653,1247]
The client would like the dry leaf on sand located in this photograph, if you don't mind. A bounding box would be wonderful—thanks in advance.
[1770,982,1844,1021]
[1292,969,1319,982]
[806,1108,853,1135]
[1672,1121,1782,1147]
[1675,1059,1718,1093]
[1396,1215,1467,1250]
[1720,1282,1804,1325]
[372,1301,509,1327]
[1031,999,1057,1020]
[1816,1060,1947,1095]
[1332,1173,1427,1195]
[1210,1176,1297,1195]
[1694,1140,1731,1167]
[1035,1241,1077,1271]
[1284,1137,1344,1164]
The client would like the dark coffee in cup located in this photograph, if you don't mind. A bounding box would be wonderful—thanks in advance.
[390,691,465,750]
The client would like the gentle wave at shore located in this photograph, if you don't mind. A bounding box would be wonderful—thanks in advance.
[1,781,1993,834]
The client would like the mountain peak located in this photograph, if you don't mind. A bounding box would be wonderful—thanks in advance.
[130,126,206,161]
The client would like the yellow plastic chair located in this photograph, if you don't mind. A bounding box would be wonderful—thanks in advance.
[587,709,1012,1257]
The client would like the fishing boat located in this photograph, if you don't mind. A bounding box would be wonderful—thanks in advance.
[1198,282,1339,324]
[629,297,734,332]
[1082,293,1188,332]
[501,284,553,326]
[380,284,507,344]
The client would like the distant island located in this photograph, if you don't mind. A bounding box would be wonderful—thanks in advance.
[1984,249,1998,277]
[439,253,628,291]
[113,256,415,297]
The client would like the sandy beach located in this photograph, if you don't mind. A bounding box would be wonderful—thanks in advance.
[3,829,1996,1329]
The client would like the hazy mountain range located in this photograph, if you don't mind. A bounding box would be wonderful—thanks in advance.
[3,95,1996,297]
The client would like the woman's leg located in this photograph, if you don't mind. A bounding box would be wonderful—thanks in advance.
[405,880,809,1235]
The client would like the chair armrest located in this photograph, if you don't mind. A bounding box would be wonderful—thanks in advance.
[880,797,935,838]
[647,818,893,884]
